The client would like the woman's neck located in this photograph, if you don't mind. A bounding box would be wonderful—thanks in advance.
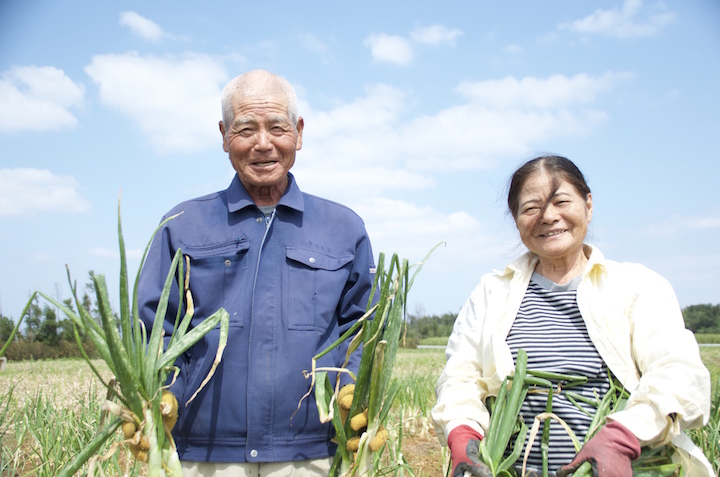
[534,249,589,285]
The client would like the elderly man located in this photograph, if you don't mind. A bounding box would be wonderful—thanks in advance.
[138,70,376,476]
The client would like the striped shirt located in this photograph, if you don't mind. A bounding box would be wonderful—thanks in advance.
[505,272,611,471]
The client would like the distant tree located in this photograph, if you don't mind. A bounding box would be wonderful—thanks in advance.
[37,305,60,347]
[24,295,43,343]
[82,270,102,323]
[683,304,720,334]
[407,311,458,341]
[58,298,77,342]
[0,314,15,343]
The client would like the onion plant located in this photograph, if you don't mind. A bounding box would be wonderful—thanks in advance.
[520,373,683,477]
[302,243,442,477]
[0,293,35,360]
[38,199,229,477]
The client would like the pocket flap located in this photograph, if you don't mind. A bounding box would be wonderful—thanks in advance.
[286,247,353,271]
[184,238,250,259]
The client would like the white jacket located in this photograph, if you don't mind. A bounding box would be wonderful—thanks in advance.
[431,245,713,476]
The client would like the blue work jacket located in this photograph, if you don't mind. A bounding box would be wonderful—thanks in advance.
[137,173,376,463]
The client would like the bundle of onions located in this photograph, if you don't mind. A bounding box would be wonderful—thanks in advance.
[301,243,442,477]
[40,200,229,477]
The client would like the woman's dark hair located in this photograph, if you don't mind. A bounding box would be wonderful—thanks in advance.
[507,155,591,219]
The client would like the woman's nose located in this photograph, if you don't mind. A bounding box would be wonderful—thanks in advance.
[541,205,560,222]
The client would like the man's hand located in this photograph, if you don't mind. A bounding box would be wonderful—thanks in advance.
[556,421,640,477]
[447,425,492,477]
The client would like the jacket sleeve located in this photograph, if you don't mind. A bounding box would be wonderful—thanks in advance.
[431,278,492,446]
[336,227,376,386]
[608,267,711,447]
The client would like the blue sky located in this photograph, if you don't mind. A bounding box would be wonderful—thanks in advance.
[1,1,719,321]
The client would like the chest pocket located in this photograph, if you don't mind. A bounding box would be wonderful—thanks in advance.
[286,247,354,332]
[183,238,251,328]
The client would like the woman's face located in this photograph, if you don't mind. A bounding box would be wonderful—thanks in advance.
[514,171,592,262]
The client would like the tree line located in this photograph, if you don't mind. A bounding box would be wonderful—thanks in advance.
[404,304,720,344]
[2,279,719,361]
[0,271,100,361]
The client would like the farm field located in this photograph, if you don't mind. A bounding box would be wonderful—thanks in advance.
[1,346,718,476]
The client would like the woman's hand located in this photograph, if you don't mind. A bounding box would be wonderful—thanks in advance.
[447,425,492,477]
[557,421,640,477]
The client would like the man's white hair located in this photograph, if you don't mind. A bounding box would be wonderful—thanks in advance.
[221,70,298,132]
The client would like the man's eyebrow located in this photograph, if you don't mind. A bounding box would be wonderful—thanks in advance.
[233,116,255,127]
[266,114,292,124]
[233,114,291,127]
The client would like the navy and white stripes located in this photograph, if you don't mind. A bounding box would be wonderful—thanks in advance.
[505,273,611,471]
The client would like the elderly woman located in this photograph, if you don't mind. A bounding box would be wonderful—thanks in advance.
[431,155,712,477]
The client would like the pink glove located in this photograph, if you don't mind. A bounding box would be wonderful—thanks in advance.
[557,421,641,477]
[447,425,492,477]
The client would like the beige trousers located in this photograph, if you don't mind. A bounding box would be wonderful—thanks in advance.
[181,458,332,477]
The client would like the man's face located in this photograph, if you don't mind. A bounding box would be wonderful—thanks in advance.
[220,93,303,204]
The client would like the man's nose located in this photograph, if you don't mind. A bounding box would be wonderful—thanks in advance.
[254,130,272,150]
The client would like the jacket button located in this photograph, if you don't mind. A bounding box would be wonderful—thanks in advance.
[250,449,258,457]
[256,217,263,223]
[309,257,316,263]
[224,259,231,267]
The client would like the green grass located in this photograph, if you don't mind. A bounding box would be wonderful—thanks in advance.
[696,334,720,344]
[419,337,449,347]
[1,347,718,476]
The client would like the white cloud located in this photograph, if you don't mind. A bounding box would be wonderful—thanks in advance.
[559,0,675,39]
[119,11,165,42]
[410,24,464,46]
[365,24,463,66]
[294,72,622,204]
[0,66,85,133]
[455,72,631,109]
[0,168,90,216]
[351,197,503,270]
[84,52,228,154]
[364,34,413,66]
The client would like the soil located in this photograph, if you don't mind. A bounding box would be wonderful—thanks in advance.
[400,428,447,477]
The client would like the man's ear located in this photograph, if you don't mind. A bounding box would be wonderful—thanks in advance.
[295,117,304,151]
[219,121,229,153]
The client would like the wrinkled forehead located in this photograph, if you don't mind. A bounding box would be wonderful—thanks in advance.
[231,95,293,123]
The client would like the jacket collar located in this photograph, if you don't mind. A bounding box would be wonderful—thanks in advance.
[226,172,305,213]
[499,243,608,280]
